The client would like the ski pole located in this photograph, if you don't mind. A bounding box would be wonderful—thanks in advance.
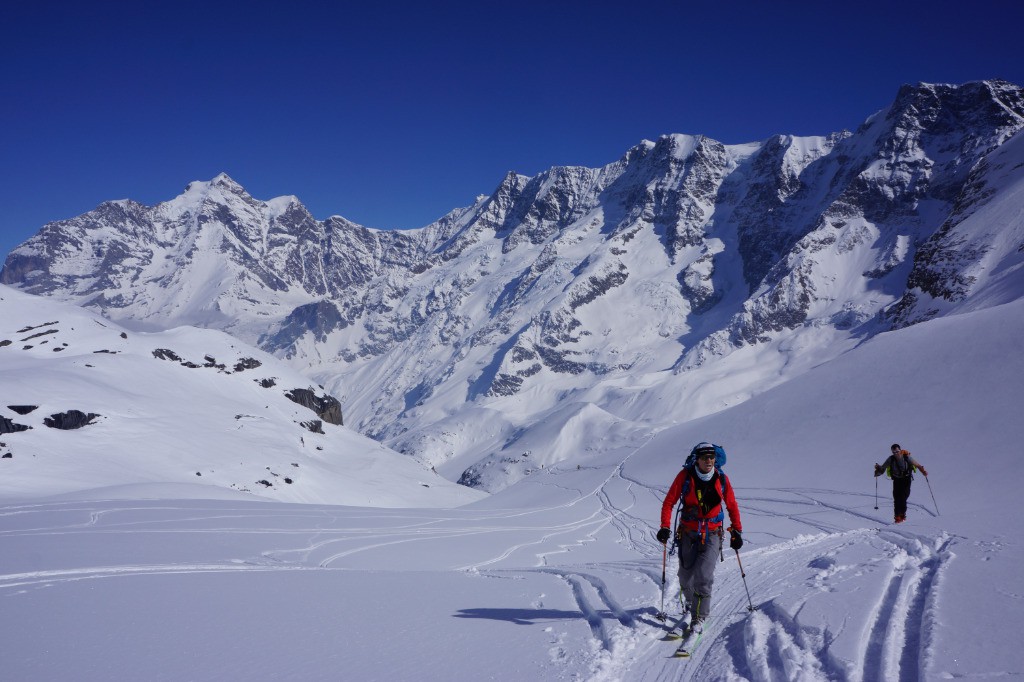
[874,475,879,510]
[924,474,940,516]
[734,549,757,612]
[658,543,668,621]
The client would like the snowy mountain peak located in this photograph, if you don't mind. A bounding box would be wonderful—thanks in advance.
[180,172,247,201]
[184,171,243,192]
[3,79,1024,492]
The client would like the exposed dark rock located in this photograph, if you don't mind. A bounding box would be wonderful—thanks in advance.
[256,479,272,487]
[261,300,347,354]
[285,388,343,426]
[256,378,277,388]
[567,263,629,312]
[20,328,58,342]
[7,405,38,415]
[678,253,723,314]
[203,355,226,370]
[0,417,30,434]
[535,345,588,375]
[0,340,11,347]
[299,419,325,434]
[457,468,482,488]
[17,321,58,334]
[152,348,182,362]
[233,357,262,372]
[487,373,525,397]
[43,410,100,430]
[2,453,11,459]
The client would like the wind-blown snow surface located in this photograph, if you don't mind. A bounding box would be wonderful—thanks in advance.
[2,292,1023,680]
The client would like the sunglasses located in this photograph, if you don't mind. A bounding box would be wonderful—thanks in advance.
[697,454,716,461]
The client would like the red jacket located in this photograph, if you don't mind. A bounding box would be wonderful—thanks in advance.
[661,467,742,534]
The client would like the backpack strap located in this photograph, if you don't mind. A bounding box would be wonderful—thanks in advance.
[677,466,726,526]
[681,465,693,498]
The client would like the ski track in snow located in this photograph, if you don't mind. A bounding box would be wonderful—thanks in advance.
[540,534,955,681]
[0,480,955,681]
[0,562,315,589]
[499,472,955,681]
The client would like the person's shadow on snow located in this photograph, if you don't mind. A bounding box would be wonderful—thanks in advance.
[454,606,664,628]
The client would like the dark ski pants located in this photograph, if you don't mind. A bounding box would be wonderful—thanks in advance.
[677,529,721,620]
[893,477,912,518]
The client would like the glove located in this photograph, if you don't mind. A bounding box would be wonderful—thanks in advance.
[656,527,671,544]
[729,528,743,550]
[874,464,882,476]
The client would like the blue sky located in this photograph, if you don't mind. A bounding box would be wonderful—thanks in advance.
[2,0,1022,258]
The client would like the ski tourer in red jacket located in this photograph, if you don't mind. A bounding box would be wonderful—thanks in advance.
[660,459,742,539]
[656,442,743,631]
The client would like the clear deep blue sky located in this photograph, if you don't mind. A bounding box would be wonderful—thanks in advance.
[2,0,1022,258]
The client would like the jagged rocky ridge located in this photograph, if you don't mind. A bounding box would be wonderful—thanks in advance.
[4,80,1024,491]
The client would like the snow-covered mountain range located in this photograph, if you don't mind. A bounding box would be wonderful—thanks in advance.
[4,80,1023,492]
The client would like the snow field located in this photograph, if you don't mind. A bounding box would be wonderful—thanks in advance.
[4,284,1024,679]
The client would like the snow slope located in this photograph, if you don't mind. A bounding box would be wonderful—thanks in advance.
[0,284,483,508]
[2,294,1022,680]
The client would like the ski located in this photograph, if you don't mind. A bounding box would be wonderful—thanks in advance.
[660,612,690,641]
[673,628,703,658]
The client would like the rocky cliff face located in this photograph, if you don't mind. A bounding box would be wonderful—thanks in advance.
[5,80,1024,491]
